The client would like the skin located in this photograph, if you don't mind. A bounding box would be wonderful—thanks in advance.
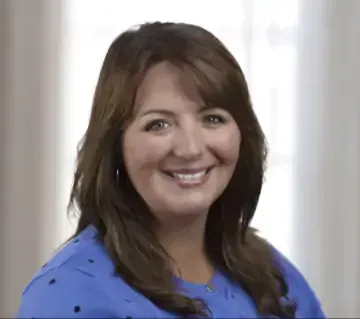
[122,62,241,283]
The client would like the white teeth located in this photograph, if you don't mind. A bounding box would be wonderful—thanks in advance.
[172,170,206,181]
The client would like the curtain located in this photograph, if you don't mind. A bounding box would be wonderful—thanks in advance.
[0,0,64,316]
[293,1,360,316]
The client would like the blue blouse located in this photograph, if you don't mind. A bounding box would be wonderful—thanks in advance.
[16,225,326,318]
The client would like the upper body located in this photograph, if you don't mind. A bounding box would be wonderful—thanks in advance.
[17,22,326,318]
[16,225,325,319]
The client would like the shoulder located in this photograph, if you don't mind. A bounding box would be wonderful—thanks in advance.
[16,266,120,318]
[16,225,156,318]
[269,245,326,318]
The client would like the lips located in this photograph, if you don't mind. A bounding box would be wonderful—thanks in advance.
[162,167,213,185]
[170,169,207,180]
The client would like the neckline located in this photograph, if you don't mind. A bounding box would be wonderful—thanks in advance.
[173,268,228,296]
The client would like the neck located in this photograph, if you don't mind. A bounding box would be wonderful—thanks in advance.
[156,213,214,284]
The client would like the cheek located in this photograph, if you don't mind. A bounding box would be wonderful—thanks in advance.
[208,125,241,164]
[123,131,172,172]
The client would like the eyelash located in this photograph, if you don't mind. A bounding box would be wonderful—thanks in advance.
[144,120,169,132]
[203,114,226,126]
[144,114,227,132]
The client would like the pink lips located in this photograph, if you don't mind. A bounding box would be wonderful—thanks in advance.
[163,166,213,174]
[161,166,214,188]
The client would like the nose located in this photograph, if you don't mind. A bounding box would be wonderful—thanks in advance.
[172,126,205,160]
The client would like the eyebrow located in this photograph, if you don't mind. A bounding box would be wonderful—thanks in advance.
[139,105,217,118]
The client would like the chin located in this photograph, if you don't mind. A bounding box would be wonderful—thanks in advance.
[165,199,213,217]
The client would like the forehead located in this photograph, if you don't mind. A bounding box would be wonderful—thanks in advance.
[134,62,203,112]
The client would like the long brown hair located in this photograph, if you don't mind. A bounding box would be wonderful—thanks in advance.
[68,22,296,317]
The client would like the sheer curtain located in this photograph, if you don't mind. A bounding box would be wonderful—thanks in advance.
[293,1,360,316]
[0,0,63,316]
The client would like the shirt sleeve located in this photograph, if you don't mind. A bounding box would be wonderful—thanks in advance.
[271,247,327,318]
[16,267,119,318]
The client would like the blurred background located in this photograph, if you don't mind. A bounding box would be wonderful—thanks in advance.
[1,0,360,317]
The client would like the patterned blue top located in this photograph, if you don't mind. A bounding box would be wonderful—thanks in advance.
[16,225,326,318]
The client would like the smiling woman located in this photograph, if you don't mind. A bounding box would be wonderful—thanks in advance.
[16,22,325,318]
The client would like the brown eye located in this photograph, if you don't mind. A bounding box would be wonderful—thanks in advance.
[204,115,226,126]
[144,119,169,132]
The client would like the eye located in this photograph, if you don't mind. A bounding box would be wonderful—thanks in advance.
[203,114,226,126]
[144,119,170,132]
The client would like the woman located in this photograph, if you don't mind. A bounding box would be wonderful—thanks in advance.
[17,22,325,318]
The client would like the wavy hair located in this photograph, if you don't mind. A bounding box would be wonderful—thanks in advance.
[68,22,296,317]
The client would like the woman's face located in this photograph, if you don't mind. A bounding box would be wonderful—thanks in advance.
[122,62,241,221]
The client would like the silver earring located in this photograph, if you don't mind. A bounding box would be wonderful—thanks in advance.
[116,169,120,185]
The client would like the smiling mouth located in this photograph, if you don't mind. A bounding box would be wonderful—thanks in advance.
[162,167,213,184]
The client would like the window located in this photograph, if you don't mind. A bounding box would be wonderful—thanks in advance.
[59,0,299,259]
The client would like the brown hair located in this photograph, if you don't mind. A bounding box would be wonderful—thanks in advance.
[68,22,296,317]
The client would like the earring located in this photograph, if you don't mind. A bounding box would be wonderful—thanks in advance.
[116,168,120,185]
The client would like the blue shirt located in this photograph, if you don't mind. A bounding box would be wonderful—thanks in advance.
[16,225,326,318]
